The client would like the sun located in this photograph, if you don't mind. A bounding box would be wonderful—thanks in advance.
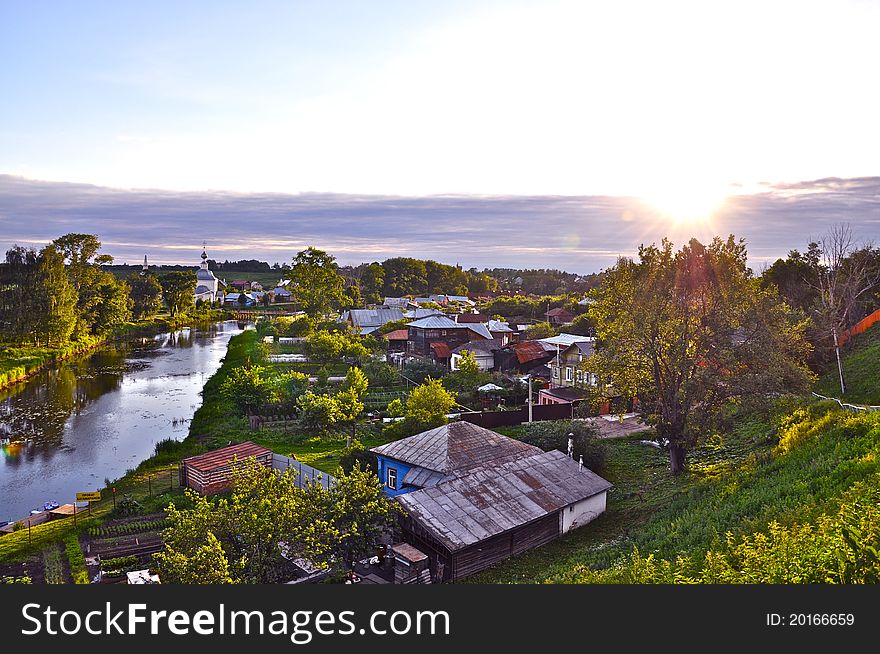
[640,185,731,228]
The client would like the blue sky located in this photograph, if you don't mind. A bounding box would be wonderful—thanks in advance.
[1,1,879,271]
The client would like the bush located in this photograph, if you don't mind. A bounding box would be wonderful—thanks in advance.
[339,440,378,474]
[517,419,606,473]
[65,535,89,584]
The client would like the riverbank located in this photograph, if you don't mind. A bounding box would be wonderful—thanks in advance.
[0,309,231,392]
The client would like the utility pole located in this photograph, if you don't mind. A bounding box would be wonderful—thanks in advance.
[527,373,533,423]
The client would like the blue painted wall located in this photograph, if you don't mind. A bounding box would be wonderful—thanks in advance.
[376,455,416,497]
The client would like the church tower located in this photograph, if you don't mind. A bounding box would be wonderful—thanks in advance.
[195,242,220,303]
[140,255,149,276]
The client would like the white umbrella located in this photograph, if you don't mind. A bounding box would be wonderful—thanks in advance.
[477,383,504,392]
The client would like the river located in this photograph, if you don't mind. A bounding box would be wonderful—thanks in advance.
[0,320,245,522]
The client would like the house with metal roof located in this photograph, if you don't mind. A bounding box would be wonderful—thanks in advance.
[450,339,504,371]
[371,422,611,582]
[338,307,405,335]
[405,315,491,362]
[180,441,273,495]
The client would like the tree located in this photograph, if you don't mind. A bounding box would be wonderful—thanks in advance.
[523,321,557,339]
[445,349,490,397]
[588,236,813,474]
[33,245,78,346]
[129,273,163,320]
[288,247,345,320]
[361,262,385,304]
[324,465,399,570]
[220,365,271,415]
[305,329,368,364]
[809,225,880,395]
[90,274,132,334]
[296,390,342,434]
[159,271,197,317]
[338,367,368,446]
[567,312,597,337]
[382,257,427,296]
[405,378,458,430]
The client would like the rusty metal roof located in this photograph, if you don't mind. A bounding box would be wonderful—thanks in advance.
[181,441,272,473]
[383,329,409,341]
[372,422,541,475]
[397,450,612,552]
[430,341,452,359]
[513,340,551,364]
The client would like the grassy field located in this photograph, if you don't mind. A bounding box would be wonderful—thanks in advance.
[815,322,880,405]
[470,397,880,583]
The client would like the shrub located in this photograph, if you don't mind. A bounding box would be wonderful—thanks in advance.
[517,419,606,473]
[65,535,89,584]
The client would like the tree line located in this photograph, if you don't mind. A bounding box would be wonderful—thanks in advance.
[0,233,205,347]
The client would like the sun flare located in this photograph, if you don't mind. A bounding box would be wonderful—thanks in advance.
[641,186,731,228]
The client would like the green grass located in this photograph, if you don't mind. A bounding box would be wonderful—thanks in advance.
[815,322,880,405]
[470,400,880,583]
[41,545,66,584]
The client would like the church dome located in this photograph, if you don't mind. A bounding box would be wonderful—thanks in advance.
[197,268,216,281]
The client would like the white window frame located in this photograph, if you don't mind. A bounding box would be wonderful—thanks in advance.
[565,366,573,382]
[387,467,397,490]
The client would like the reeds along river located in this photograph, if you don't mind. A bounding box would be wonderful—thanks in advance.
[0,321,245,523]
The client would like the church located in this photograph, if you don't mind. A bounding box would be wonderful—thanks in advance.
[194,245,223,304]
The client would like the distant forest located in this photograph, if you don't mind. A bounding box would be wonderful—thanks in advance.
[103,256,604,298]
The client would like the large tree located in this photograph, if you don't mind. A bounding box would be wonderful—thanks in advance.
[158,271,196,317]
[288,247,345,320]
[128,273,163,320]
[588,236,813,474]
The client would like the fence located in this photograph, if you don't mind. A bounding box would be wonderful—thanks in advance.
[811,392,880,413]
[272,454,335,490]
[459,401,580,428]
[839,308,880,346]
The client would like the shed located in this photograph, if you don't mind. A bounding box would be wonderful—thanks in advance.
[180,441,273,495]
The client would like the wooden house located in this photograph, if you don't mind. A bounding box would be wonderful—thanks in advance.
[371,422,612,582]
[405,316,491,361]
[180,441,273,495]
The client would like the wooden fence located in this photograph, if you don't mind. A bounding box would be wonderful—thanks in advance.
[271,454,335,490]
[459,401,581,428]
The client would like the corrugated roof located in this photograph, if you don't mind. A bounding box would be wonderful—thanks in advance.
[539,333,593,348]
[430,341,452,359]
[545,308,574,317]
[540,386,589,402]
[383,329,409,340]
[406,315,465,329]
[513,340,552,364]
[487,319,514,333]
[398,450,612,551]
[372,422,541,475]
[182,441,272,473]
[453,313,489,323]
[451,338,502,355]
[342,308,404,328]
[465,323,493,340]
[403,308,446,320]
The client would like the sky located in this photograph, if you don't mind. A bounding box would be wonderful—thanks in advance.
[1,0,879,272]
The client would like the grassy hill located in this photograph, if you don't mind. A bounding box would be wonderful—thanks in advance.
[470,399,880,583]
[815,322,880,405]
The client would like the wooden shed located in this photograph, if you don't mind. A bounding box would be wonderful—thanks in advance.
[180,441,273,495]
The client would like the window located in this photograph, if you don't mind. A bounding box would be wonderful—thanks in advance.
[441,330,447,336]
[553,366,559,379]
[576,370,583,384]
[387,467,397,490]
[590,373,598,387]
[566,367,573,382]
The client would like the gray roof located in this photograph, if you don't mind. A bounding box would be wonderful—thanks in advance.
[487,319,514,333]
[372,421,541,475]
[406,315,466,330]
[341,307,404,329]
[466,323,493,340]
[539,334,594,348]
[404,308,446,320]
[451,339,503,355]
[568,341,595,357]
[398,450,612,551]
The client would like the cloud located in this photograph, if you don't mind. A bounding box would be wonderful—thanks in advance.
[0,175,878,274]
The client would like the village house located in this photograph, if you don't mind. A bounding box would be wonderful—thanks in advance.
[371,422,612,582]
[382,329,409,356]
[494,340,556,376]
[405,315,492,364]
[271,286,292,302]
[450,338,503,371]
[338,307,405,335]
[544,307,575,326]
[383,297,418,310]
[549,339,597,388]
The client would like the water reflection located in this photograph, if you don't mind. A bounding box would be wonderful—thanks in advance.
[0,321,243,520]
